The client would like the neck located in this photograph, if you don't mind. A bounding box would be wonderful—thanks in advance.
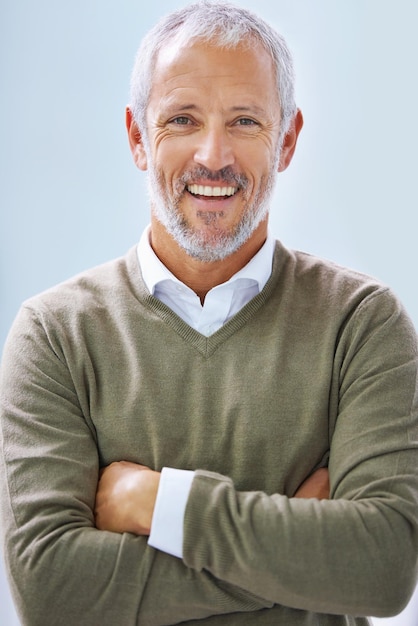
[149,217,268,304]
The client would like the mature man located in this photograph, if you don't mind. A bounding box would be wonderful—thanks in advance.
[1,2,417,625]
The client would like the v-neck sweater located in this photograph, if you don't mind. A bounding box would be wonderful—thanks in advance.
[1,240,417,626]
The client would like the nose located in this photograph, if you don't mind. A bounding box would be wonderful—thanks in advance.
[193,124,235,171]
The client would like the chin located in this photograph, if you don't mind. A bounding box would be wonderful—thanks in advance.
[175,225,253,263]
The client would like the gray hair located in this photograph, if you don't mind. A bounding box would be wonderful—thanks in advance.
[129,0,297,139]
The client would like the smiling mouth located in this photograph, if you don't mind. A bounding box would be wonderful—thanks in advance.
[187,184,239,198]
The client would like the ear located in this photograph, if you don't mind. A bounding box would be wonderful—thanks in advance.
[126,107,148,171]
[278,108,303,173]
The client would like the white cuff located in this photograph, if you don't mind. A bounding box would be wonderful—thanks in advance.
[148,467,195,559]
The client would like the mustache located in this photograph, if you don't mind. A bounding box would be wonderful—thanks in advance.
[179,166,249,189]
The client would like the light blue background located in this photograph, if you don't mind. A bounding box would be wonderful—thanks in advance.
[1,1,417,624]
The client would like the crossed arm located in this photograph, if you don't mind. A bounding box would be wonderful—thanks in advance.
[94,461,330,536]
[2,288,417,625]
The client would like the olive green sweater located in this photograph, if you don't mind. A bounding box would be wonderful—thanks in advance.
[1,241,417,626]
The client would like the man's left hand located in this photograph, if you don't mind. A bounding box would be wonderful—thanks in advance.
[94,461,160,535]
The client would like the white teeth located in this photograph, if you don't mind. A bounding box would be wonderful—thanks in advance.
[187,184,237,197]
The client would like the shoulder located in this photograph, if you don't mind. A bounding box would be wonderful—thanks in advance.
[24,247,140,312]
[10,247,144,341]
[273,239,391,302]
[271,240,415,336]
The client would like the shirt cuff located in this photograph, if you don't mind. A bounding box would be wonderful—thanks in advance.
[148,467,195,559]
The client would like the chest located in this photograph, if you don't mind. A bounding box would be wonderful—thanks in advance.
[78,317,336,496]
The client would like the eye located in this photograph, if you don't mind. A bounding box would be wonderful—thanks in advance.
[235,118,258,126]
[169,116,193,125]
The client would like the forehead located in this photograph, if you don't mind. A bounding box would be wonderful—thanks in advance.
[149,39,279,110]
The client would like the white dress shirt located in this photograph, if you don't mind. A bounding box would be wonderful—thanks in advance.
[137,225,275,558]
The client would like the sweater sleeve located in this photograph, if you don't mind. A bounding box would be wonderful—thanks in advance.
[0,305,272,626]
[183,288,418,618]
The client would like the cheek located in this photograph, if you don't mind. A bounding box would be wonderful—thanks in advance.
[240,143,275,176]
[153,150,181,184]
[157,134,197,170]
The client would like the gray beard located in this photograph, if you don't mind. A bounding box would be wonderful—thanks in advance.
[147,161,279,263]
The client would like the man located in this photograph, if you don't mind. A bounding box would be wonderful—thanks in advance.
[1,2,417,625]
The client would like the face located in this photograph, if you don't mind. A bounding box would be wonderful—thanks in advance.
[131,40,296,262]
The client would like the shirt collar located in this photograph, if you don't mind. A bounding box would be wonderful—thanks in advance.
[137,225,275,295]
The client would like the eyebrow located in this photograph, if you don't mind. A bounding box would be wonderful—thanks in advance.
[229,105,267,115]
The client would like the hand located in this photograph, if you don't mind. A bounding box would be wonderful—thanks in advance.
[94,461,160,535]
[294,467,330,500]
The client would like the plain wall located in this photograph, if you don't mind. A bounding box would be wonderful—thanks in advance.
[1,1,417,624]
